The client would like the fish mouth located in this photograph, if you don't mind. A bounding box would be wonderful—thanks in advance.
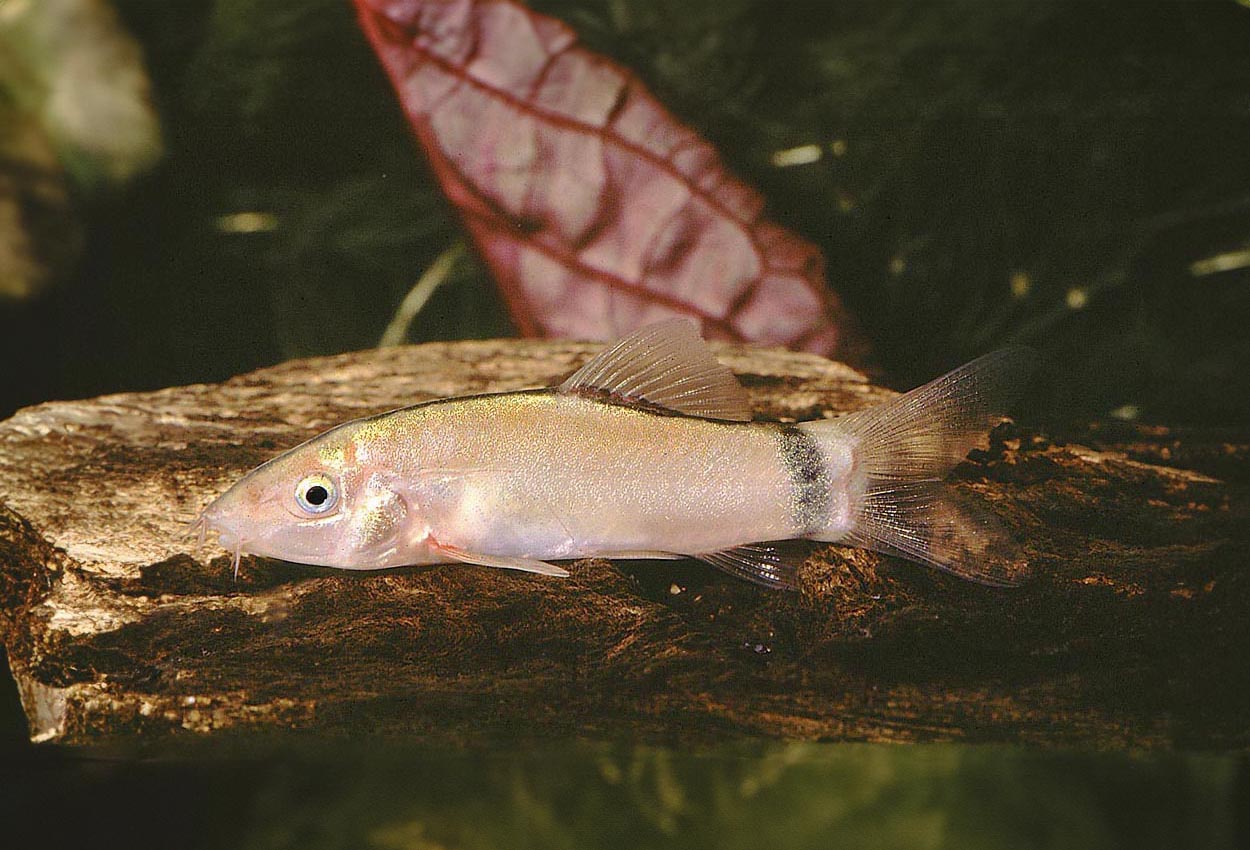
[187,506,251,580]
[181,512,208,545]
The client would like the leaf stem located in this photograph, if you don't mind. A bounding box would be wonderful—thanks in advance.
[378,240,466,347]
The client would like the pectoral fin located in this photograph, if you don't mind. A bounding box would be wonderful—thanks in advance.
[434,541,570,578]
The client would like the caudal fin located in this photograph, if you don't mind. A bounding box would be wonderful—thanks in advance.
[807,348,1037,586]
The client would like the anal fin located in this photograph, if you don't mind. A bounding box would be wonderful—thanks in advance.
[694,542,808,590]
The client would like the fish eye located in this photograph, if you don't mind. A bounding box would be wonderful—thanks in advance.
[295,473,338,515]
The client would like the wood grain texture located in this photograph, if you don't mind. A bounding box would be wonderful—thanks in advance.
[0,339,1246,747]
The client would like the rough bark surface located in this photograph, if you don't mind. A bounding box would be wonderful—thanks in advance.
[0,339,1246,747]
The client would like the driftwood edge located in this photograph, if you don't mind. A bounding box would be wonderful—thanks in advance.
[1,339,1245,747]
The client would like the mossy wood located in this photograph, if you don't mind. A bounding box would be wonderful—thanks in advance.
[0,340,1246,746]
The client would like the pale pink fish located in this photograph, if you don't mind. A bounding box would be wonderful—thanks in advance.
[193,321,1034,588]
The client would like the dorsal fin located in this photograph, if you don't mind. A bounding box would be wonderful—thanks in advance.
[559,319,752,421]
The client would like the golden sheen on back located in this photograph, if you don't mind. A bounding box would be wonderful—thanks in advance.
[193,320,1034,589]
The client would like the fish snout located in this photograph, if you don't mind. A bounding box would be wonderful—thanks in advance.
[193,497,256,579]
[196,499,248,552]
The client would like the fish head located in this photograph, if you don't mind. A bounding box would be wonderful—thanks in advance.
[196,422,415,571]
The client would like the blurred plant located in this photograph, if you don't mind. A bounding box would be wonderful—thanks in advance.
[0,0,162,300]
[227,741,1243,850]
[378,240,467,348]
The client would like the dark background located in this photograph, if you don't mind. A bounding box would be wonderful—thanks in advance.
[2,0,1248,424]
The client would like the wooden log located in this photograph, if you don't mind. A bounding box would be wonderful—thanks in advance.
[0,339,1246,746]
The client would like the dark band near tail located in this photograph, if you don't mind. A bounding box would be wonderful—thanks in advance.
[776,425,832,535]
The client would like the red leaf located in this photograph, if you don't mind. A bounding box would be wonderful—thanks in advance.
[354,0,867,360]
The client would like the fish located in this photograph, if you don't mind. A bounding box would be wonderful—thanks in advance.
[192,319,1035,589]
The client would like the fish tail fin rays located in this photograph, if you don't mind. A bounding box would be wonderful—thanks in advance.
[826,347,1037,482]
[805,347,1037,586]
[842,480,1030,586]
